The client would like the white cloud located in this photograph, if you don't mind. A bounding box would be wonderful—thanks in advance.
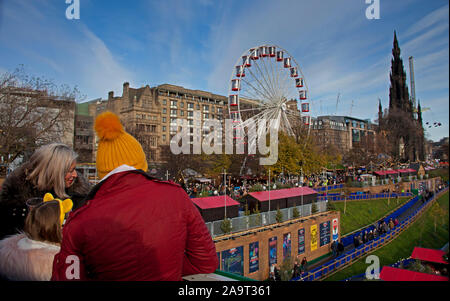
[0,1,136,99]
[404,3,449,38]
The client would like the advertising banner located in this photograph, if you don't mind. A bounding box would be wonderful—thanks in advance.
[298,228,305,254]
[269,237,277,267]
[310,224,318,251]
[320,220,331,247]
[283,233,291,259]
[332,218,339,241]
[221,246,244,276]
[249,242,259,274]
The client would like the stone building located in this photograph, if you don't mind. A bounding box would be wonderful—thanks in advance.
[310,115,376,155]
[379,31,425,162]
[75,82,260,165]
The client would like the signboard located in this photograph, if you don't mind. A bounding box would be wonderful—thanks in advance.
[332,218,339,241]
[320,221,331,247]
[216,252,220,269]
[310,224,318,251]
[249,242,259,274]
[283,233,291,259]
[221,246,244,276]
[298,228,305,254]
[269,237,277,267]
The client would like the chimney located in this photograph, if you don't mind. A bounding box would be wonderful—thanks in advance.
[123,82,129,100]
[108,91,114,99]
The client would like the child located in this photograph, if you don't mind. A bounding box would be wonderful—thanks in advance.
[0,197,71,281]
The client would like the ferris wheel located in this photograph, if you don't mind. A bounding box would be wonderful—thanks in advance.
[228,44,311,151]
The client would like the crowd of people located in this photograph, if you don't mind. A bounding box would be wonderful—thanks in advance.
[353,218,399,248]
[182,172,346,200]
[0,111,218,281]
[268,256,308,281]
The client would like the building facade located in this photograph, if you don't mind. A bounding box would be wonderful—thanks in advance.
[75,82,260,165]
[310,115,376,155]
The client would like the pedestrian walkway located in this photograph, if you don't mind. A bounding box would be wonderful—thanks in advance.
[295,187,448,280]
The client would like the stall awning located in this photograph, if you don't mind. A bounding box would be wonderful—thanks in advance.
[380,266,449,281]
[411,247,448,264]
[396,168,417,173]
[248,187,317,202]
[191,195,239,209]
[374,170,399,176]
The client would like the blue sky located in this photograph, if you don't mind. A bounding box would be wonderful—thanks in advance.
[0,0,448,142]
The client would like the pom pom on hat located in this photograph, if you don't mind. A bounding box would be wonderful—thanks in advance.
[94,111,148,179]
[95,111,124,140]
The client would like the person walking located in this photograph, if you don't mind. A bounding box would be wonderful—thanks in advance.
[301,257,308,273]
[331,240,338,258]
[337,240,344,256]
[51,111,218,281]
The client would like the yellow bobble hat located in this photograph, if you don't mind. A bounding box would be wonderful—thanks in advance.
[94,111,148,179]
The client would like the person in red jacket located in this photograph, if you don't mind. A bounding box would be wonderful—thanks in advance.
[51,111,218,280]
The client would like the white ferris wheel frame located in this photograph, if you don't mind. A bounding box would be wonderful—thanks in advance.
[227,44,312,144]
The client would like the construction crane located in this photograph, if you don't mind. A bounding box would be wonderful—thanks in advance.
[335,93,341,115]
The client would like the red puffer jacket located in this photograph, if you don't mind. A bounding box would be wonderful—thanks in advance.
[51,170,218,281]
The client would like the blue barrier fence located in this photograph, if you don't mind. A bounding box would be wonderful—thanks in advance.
[318,192,412,202]
[313,184,344,192]
[340,195,419,247]
[292,187,448,281]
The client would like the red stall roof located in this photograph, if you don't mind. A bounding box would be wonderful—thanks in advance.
[397,168,417,173]
[248,187,317,202]
[191,195,239,209]
[374,170,399,176]
[411,247,448,264]
[380,266,449,281]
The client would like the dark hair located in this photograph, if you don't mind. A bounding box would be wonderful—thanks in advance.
[24,201,62,244]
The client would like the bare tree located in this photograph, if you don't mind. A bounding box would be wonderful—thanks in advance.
[0,66,82,175]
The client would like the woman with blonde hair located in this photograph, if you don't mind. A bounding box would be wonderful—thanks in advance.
[0,143,90,239]
[0,199,67,281]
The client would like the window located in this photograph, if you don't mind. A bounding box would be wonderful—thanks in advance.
[171,100,177,108]
[170,109,177,116]
[150,136,157,147]
[188,102,194,109]
[162,134,166,142]
[180,110,184,116]
[203,105,209,112]
[163,99,167,105]
[149,150,156,161]
[163,108,167,114]
[180,102,184,108]
[162,126,166,132]
[162,117,166,123]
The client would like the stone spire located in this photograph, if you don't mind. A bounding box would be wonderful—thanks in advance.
[389,31,413,116]
[378,98,383,130]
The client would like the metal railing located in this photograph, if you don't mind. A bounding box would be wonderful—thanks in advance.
[206,201,328,237]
